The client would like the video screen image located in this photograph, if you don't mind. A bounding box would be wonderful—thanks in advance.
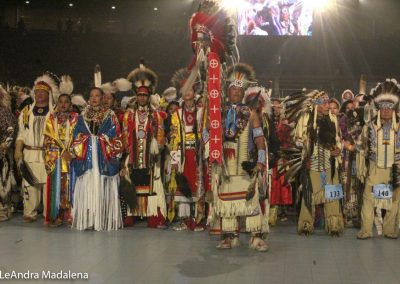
[237,0,314,36]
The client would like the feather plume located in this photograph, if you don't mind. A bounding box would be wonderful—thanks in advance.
[18,159,38,186]
[113,78,132,92]
[119,174,137,210]
[391,164,400,189]
[71,94,87,108]
[150,137,159,156]
[100,82,116,95]
[59,75,74,95]
[241,161,257,177]
[359,74,367,95]
[127,60,158,95]
[175,173,192,198]
[94,65,102,88]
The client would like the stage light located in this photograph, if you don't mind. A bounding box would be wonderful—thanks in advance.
[154,7,158,11]
[68,3,74,7]
[221,0,247,12]
[310,0,334,11]
[25,0,30,4]
[111,6,116,10]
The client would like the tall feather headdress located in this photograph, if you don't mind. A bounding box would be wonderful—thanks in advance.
[190,0,239,63]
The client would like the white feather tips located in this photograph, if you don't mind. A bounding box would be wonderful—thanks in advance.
[59,75,74,95]
[150,137,159,155]
[113,78,132,92]
[101,82,116,95]
[162,87,177,102]
[71,95,87,108]
[150,93,160,110]
[94,65,102,88]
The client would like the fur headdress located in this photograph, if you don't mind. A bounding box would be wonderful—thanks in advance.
[113,78,134,107]
[341,89,355,103]
[113,78,132,92]
[127,60,158,96]
[162,87,177,103]
[171,68,202,98]
[225,63,257,91]
[0,84,11,110]
[159,87,177,111]
[71,94,87,108]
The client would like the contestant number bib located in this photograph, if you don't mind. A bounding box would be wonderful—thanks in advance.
[373,184,392,199]
[325,184,343,201]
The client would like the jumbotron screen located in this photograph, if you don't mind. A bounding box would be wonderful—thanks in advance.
[237,0,313,36]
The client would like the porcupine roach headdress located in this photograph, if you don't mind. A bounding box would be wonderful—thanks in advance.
[225,63,257,91]
[127,60,158,96]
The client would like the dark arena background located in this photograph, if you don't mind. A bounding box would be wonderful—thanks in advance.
[0,0,399,97]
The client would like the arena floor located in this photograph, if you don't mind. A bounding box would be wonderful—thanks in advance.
[0,215,399,284]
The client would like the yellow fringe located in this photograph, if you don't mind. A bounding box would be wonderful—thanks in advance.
[374,198,392,210]
[325,215,344,233]
[221,217,238,232]
[313,190,325,205]
[268,206,278,226]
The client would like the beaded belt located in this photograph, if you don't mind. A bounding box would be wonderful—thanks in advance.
[24,145,44,151]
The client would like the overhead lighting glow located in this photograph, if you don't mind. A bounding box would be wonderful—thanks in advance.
[310,0,334,11]
[25,0,30,4]
[68,3,74,7]
[111,6,116,10]
[221,0,247,12]
[153,7,158,11]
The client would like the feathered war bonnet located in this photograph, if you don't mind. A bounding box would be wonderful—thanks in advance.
[243,86,272,117]
[225,63,257,93]
[283,89,333,130]
[127,60,158,97]
[189,0,238,63]
[370,79,400,129]
[32,71,61,111]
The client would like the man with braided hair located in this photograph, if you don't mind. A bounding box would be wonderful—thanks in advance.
[353,79,400,239]
[210,63,269,251]
[283,90,344,236]
[15,73,60,222]
[120,62,167,228]
[166,68,206,231]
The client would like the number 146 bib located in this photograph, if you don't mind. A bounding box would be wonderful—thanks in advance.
[373,184,392,199]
